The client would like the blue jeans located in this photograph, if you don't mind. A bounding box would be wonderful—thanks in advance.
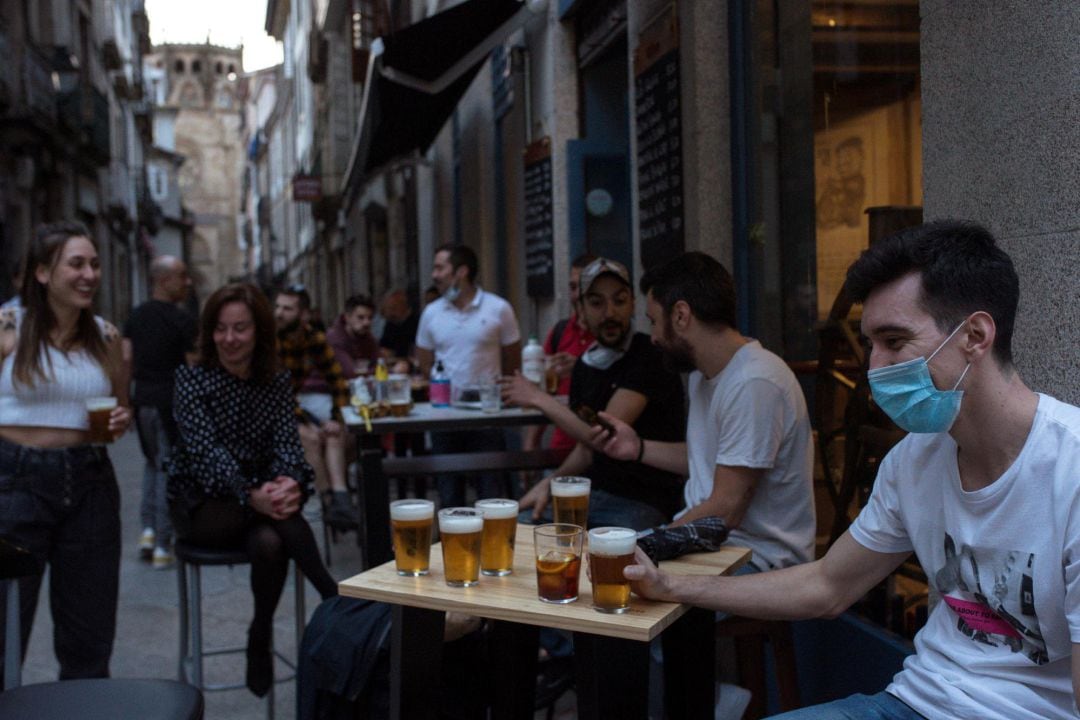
[0,437,121,679]
[136,405,174,548]
[431,429,508,507]
[768,692,925,719]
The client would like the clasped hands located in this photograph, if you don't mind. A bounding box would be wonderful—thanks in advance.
[248,476,302,520]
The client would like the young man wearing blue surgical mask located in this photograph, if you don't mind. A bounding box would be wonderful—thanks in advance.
[620,221,1080,720]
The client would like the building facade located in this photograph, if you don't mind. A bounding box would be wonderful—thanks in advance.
[0,0,154,322]
[144,42,245,303]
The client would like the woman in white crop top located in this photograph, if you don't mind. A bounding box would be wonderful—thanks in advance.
[0,220,131,680]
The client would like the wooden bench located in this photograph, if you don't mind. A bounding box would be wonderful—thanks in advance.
[381,447,571,478]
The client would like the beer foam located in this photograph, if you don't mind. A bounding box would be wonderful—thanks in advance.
[475,498,519,519]
[550,477,590,497]
[588,527,637,556]
[85,397,118,411]
[390,499,434,521]
[438,509,483,533]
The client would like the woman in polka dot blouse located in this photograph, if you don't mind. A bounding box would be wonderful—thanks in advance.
[166,282,337,697]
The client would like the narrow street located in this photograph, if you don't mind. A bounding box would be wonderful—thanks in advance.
[19,430,365,719]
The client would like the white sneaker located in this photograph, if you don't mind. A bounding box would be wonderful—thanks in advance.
[138,528,155,560]
[715,682,752,720]
[152,546,175,570]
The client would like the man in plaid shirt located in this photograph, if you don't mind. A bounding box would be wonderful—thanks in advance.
[274,285,357,530]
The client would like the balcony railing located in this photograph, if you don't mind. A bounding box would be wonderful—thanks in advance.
[22,45,57,121]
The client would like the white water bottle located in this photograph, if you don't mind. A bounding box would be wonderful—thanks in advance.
[522,336,545,386]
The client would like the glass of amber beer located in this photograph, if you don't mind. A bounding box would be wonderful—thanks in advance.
[85,397,117,444]
[550,476,590,529]
[533,524,583,603]
[438,508,484,587]
[475,498,518,576]
[390,499,434,576]
[588,527,637,613]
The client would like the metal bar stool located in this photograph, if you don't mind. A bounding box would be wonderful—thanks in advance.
[175,540,306,720]
[0,678,204,719]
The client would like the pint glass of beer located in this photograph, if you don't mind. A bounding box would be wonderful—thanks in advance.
[550,476,590,529]
[533,523,583,603]
[588,527,637,613]
[85,397,118,444]
[438,508,484,587]
[390,499,434,576]
[475,498,518,576]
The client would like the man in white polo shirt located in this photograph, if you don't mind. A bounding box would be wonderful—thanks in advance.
[416,243,522,506]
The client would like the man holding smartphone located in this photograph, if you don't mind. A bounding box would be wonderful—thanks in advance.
[503,257,686,530]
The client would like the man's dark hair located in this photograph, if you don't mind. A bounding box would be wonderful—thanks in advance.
[571,252,598,270]
[640,252,737,330]
[434,242,478,283]
[276,283,311,310]
[845,220,1019,366]
[344,294,375,313]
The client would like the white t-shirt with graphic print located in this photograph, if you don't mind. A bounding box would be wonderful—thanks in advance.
[850,393,1080,720]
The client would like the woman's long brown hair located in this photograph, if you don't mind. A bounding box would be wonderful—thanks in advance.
[197,282,279,384]
[13,221,111,387]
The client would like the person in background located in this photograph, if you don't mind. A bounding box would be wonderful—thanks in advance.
[122,255,196,569]
[422,285,440,309]
[378,289,419,363]
[416,244,522,506]
[0,221,132,680]
[622,222,1080,720]
[327,294,381,379]
[521,252,596,456]
[274,285,357,530]
[166,283,337,697]
[504,257,686,529]
[1,263,23,309]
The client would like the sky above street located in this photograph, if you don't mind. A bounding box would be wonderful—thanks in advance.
[145,0,283,71]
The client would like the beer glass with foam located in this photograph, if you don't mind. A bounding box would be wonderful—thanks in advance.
[533,523,583,603]
[85,397,117,444]
[475,498,518,576]
[390,499,434,576]
[438,508,484,587]
[588,527,637,613]
[550,476,590,529]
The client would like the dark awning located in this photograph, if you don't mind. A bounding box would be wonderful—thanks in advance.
[345,0,532,193]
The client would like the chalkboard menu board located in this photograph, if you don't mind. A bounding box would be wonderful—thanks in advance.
[523,137,554,298]
[634,7,683,271]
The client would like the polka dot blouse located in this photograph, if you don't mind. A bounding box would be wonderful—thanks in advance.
[166,365,315,506]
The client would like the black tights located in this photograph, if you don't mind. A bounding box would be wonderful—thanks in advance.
[178,498,338,646]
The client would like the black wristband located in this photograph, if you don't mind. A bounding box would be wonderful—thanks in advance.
[636,437,645,463]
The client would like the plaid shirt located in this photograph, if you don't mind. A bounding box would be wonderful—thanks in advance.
[277,324,350,421]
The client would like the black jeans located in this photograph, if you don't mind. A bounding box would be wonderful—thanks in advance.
[0,436,121,680]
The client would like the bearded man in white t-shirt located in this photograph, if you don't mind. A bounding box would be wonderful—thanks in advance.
[618,221,1080,720]
[597,251,816,572]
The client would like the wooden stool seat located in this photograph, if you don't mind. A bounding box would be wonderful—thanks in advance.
[716,616,800,718]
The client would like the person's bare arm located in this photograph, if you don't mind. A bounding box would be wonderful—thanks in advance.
[416,347,434,377]
[626,531,910,619]
[669,465,764,528]
[501,340,522,376]
[593,411,689,475]
[103,322,132,437]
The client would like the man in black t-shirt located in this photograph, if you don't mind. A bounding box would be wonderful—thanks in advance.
[504,257,686,529]
[377,289,419,361]
[122,256,196,568]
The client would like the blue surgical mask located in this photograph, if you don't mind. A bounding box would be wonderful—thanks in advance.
[867,320,971,434]
[443,281,461,302]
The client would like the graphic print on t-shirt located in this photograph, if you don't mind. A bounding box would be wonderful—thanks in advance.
[932,532,1047,665]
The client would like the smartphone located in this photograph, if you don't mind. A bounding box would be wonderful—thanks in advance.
[573,403,615,435]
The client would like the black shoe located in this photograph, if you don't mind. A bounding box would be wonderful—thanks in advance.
[534,655,575,711]
[325,492,359,530]
[246,627,273,697]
